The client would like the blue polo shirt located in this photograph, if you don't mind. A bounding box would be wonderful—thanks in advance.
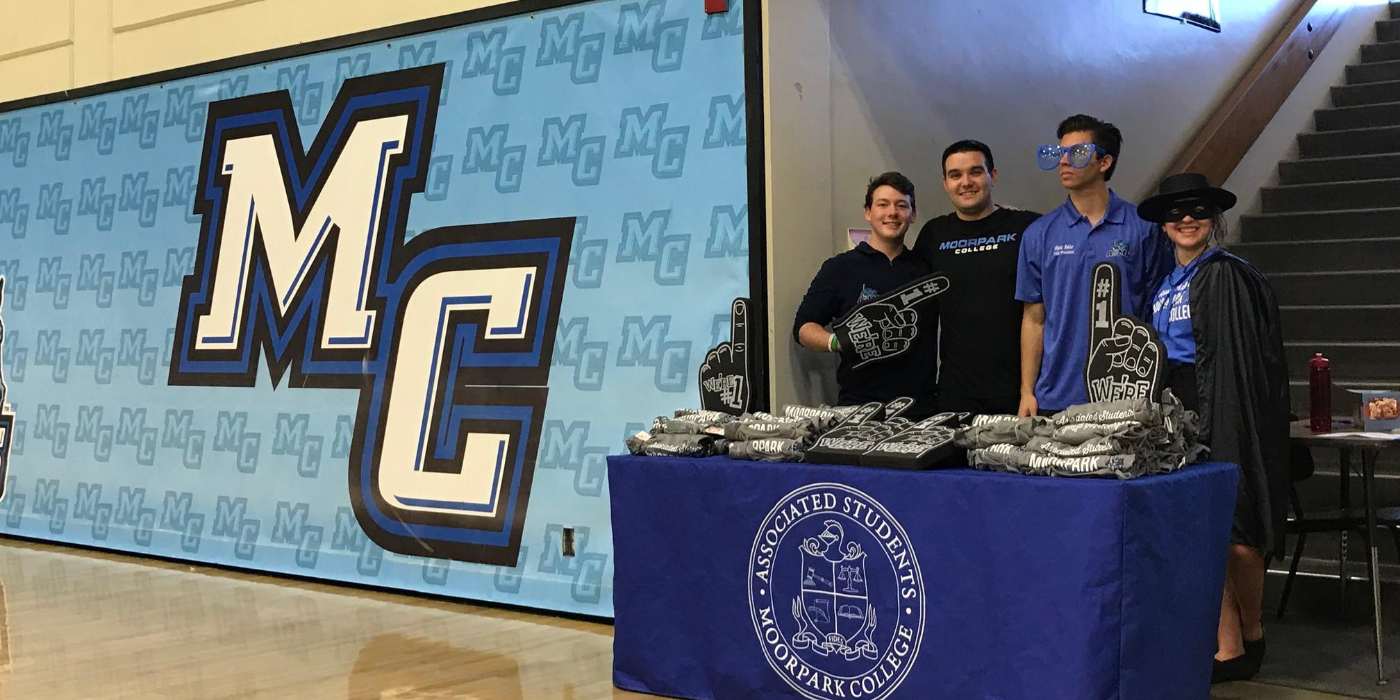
[1150,248,1222,364]
[1014,192,1174,410]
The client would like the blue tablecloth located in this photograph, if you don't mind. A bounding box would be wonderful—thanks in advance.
[609,457,1238,700]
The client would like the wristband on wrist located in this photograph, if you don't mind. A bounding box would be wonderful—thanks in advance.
[828,333,840,353]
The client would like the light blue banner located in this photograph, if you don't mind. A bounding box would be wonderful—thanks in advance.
[0,0,750,616]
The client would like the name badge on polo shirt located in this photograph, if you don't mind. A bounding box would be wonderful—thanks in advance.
[1053,243,1076,256]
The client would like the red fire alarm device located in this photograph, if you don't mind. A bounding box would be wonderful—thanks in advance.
[705,0,728,14]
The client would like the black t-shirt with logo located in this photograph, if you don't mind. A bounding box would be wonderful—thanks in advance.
[792,242,938,417]
[913,207,1042,405]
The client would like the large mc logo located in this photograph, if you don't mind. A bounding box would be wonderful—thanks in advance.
[167,64,572,566]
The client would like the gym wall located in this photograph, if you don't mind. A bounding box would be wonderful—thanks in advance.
[0,0,758,617]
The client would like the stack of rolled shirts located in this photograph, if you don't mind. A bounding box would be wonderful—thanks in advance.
[624,406,853,460]
[957,389,1207,479]
[724,404,851,462]
[624,409,737,457]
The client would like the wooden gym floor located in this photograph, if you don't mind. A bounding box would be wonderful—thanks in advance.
[0,539,1362,699]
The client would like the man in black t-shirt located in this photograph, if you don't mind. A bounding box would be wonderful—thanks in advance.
[794,172,939,418]
[913,140,1040,415]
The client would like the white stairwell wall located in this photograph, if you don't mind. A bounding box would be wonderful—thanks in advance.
[1225,1,1394,239]
[768,0,1311,409]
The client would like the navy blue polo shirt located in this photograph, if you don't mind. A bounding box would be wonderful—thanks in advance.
[793,242,938,415]
[1014,192,1174,410]
[1150,248,1222,364]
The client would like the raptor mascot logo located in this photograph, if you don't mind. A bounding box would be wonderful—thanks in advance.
[167,64,572,566]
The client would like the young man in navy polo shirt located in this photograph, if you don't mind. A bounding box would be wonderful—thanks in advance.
[1015,115,1173,415]
[794,172,938,418]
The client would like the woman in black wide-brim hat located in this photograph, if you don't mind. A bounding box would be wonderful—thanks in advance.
[1140,173,1290,684]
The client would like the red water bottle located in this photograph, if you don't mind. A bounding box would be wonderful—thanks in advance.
[1309,353,1331,432]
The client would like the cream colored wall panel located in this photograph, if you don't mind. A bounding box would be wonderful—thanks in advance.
[110,0,514,80]
[71,0,114,93]
[0,0,73,59]
[0,46,72,103]
[112,0,264,32]
[763,0,839,410]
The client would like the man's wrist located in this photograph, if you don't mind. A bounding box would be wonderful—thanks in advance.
[828,333,841,353]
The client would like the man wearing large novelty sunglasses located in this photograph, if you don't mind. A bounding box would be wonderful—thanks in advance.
[1014,114,1174,416]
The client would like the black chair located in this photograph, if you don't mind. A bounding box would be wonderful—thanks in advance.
[1277,440,1400,619]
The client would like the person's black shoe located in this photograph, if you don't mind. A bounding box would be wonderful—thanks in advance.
[1211,653,1258,684]
[1244,635,1266,670]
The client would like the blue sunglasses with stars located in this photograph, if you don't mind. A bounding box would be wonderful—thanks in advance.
[1036,142,1107,171]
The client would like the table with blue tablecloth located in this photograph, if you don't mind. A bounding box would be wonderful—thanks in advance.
[609,456,1239,700]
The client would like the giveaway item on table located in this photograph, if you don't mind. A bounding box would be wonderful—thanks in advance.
[1084,262,1167,403]
[832,274,949,369]
[801,399,907,465]
[779,404,854,433]
[858,417,959,470]
[805,398,963,469]
[698,298,754,416]
[625,409,735,457]
[722,415,821,441]
[624,431,728,458]
[722,405,851,463]
[651,415,727,436]
[672,408,741,424]
[727,437,809,462]
[962,389,1206,479]
[954,414,1054,449]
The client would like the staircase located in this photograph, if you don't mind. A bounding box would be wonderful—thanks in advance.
[1236,4,1400,423]
[1233,4,1400,577]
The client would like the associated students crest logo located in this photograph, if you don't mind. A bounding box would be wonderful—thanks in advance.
[749,484,924,700]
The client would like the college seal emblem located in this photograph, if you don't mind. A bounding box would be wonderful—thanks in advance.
[748,483,924,700]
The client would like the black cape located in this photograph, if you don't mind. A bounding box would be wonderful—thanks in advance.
[1190,252,1291,557]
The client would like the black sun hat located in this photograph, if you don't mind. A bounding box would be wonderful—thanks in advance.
[1138,172,1237,224]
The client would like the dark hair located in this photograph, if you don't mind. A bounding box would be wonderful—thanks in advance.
[1207,210,1230,249]
[1057,114,1123,181]
[942,140,995,175]
[864,171,916,212]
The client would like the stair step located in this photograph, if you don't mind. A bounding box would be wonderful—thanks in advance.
[1233,237,1400,273]
[1315,101,1400,131]
[1347,59,1400,86]
[1363,40,1400,63]
[1272,270,1400,305]
[1278,152,1400,184]
[1392,2,1400,21]
[1284,341,1400,379]
[1299,125,1400,158]
[1281,304,1400,342]
[1260,178,1400,213]
[1239,207,1400,242]
[1378,18,1400,43]
[1332,80,1400,107]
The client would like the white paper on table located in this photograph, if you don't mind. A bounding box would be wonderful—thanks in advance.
[1317,431,1400,440]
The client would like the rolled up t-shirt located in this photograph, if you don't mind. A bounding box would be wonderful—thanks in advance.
[728,438,806,462]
